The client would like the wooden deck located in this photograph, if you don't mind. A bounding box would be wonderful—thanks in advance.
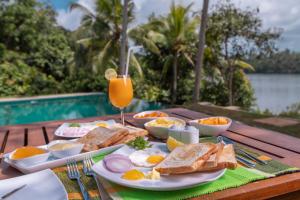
[1,108,300,200]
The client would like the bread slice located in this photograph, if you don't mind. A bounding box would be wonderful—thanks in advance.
[155,143,217,174]
[196,143,224,170]
[78,127,129,151]
[197,144,237,172]
[113,124,148,137]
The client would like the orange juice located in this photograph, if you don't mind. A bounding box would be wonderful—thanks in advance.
[109,76,133,108]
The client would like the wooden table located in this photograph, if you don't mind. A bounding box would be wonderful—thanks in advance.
[1,108,300,200]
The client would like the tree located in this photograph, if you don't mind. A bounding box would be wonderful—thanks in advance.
[70,0,141,75]
[130,3,199,104]
[0,0,72,96]
[120,0,129,75]
[206,2,281,105]
[193,0,209,103]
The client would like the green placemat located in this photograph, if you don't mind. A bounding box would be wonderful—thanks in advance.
[54,138,299,200]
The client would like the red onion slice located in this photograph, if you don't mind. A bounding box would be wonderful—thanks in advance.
[104,154,132,173]
[103,154,127,163]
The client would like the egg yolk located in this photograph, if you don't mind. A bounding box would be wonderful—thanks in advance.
[96,123,107,127]
[146,155,165,164]
[122,169,145,180]
[12,146,46,159]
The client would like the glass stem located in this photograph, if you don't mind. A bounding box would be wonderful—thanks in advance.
[120,108,125,126]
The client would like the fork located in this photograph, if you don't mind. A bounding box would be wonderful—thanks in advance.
[83,157,112,200]
[67,159,91,200]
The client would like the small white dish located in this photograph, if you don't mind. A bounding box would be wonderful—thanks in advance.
[0,169,67,200]
[133,111,169,120]
[9,148,50,166]
[144,117,186,139]
[92,142,226,191]
[189,117,232,136]
[48,140,84,158]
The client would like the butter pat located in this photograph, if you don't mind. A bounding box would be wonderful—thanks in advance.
[168,125,199,144]
[146,168,160,180]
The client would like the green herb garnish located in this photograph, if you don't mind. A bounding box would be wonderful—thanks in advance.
[127,137,152,150]
[69,123,80,127]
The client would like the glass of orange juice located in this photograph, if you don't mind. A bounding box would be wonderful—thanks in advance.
[109,75,133,125]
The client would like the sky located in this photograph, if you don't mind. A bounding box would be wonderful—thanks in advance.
[44,0,300,52]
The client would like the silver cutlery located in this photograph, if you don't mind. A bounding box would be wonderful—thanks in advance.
[220,136,268,165]
[67,159,91,200]
[83,157,112,200]
[0,184,27,199]
[217,136,256,168]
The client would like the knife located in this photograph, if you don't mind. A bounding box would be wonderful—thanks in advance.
[0,184,26,199]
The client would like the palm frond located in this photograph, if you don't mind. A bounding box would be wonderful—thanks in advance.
[69,3,96,19]
[130,54,143,77]
[142,37,161,55]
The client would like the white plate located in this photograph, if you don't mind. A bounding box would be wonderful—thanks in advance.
[0,169,67,200]
[4,144,122,174]
[54,120,116,138]
[92,142,226,191]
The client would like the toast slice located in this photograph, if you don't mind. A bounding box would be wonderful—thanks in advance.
[197,144,237,172]
[78,127,129,151]
[155,143,217,174]
[113,124,148,137]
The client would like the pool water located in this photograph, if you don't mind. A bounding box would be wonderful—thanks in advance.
[0,94,168,126]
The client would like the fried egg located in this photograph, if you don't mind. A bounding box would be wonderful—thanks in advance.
[122,169,145,180]
[129,149,166,167]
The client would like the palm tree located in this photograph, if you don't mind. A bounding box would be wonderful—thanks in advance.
[193,0,209,103]
[69,0,142,75]
[130,3,199,104]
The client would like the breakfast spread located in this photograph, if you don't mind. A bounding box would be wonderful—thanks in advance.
[11,147,47,160]
[98,134,237,185]
[134,111,169,119]
[198,117,229,125]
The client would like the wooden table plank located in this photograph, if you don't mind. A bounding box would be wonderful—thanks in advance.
[27,127,47,146]
[3,129,25,154]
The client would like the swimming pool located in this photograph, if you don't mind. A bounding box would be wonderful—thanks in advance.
[0,93,168,126]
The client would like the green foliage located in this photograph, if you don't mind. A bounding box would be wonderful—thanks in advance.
[248,49,300,73]
[0,0,72,96]
[0,0,280,111]
[280,103,300,119]
[130,2,199,104]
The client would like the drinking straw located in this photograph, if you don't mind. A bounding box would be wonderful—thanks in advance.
[125,45,143,77]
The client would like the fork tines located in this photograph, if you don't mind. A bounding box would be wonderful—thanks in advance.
[67,159,80,178]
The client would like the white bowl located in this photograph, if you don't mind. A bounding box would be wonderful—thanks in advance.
[48,140,84,158]
[133,111,169,120]
[189,117,232,136]
[144,117,186,139]
[9,148,50,166]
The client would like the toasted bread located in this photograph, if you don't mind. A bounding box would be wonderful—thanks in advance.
[155,143,217,174]
[113,124,148,137]
[197,144,237,171]
[78,127,129,151]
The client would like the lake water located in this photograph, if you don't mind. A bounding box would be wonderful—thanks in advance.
[247,74,300,114]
